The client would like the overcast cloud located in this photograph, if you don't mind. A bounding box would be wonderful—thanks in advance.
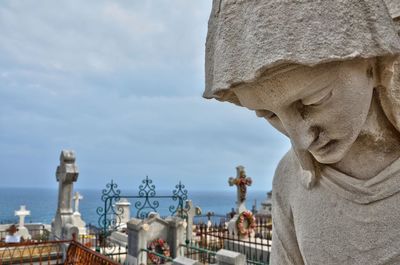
[0,1,290,191]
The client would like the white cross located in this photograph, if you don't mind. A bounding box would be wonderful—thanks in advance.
[73,192,83,213]
[15,205,30,227]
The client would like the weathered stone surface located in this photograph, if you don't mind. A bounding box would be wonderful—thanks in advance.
[385,0,400,19]
[204,0,400,102]
[127,215,186,265]
[51,150,80,240]
[72,192,86,235]
[184,200,201,242]
[215,249,246,265]
[204,0,400,264]
[115,198,131,229]
[173,256,201,265]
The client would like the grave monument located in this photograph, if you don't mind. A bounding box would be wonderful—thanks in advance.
[71,191,86,235]
[184,200,201,242]
[15,205,31,240]
[115,198,131,229]
[51,150,80,240]
[204,0,400,264]
[125,213,186,265]
[227,166,254,238]
[258,191,272,217]
[228,166,252,214]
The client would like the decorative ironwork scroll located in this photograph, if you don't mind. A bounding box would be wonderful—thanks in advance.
[134,176,160,219]
[169,181,189,217]
[97,177,190,243]
[96,177,193,261]
[173,181,188,201]
[96,180,123,235]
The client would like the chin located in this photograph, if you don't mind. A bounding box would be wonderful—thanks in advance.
[313,154,342,164]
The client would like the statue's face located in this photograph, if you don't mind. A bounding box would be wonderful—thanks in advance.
[233,60,375,164]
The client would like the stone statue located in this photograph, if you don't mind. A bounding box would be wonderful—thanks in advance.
[204,1,400,264]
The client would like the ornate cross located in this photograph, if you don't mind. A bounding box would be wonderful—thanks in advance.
[73,191,83,213]
[15,205,30,227]
[229,166,252,213]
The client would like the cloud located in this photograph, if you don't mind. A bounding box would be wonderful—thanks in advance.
[0,0,290,192]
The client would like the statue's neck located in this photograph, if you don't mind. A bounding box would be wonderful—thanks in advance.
[332,93,400,180]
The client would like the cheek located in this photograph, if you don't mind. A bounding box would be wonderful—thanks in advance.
[323,79,373,137]
[343,78,373,122]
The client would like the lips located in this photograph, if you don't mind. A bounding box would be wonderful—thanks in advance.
[308,135,332,154]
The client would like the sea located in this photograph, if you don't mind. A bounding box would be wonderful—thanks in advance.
[0,188,269,227]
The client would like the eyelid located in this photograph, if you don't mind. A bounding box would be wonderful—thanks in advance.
[301,87,333,106]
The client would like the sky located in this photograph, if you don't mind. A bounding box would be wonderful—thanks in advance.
[0,1,290,192]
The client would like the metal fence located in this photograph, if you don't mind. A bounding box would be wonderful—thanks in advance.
[0,235,122,265]
[64,240,121,265]
[94,177,190,264]
[77,226,127,264]
[184,217,272,265]
[0,239,68,265]
[181,241,217,264]
[0,225,127,264]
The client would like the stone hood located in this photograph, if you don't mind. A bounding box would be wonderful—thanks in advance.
[204,0,400,104]
[385,0,400,19]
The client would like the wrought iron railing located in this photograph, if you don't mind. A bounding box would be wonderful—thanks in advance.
[75,226,127,264]
[64,240,121,265]
[95,177,190,264]
[96,177,189,235]
[187,218,272,265]
[140,248,174,264]
[0,239,68,265]
[180,242,217,264]
[0,234,124,265]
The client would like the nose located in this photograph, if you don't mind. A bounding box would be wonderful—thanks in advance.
[279,112,317,150]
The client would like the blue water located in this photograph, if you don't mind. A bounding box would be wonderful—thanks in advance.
[0,188,268,226]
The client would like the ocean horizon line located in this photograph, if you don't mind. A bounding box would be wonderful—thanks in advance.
[0,186,270,193]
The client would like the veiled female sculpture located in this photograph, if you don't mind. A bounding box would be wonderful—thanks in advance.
[204,0,400,264]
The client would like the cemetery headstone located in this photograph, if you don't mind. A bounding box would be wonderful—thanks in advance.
[15,205,31,240]
[51,150,80,240]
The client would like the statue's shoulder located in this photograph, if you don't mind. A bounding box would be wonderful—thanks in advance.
[272,148,302,196]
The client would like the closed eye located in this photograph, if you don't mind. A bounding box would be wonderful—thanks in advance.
[302,89,333,106]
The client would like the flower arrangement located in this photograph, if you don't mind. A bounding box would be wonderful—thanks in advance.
[147,238,170,264]
[236,210,256,237]
[234,176,252,186]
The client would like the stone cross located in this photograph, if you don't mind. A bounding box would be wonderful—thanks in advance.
[15,205,30,227]
[56,150,79,214]
[52,150,79,240]
[73,192,83,213]
[206,211,214,228]
[184,200,201,242]
[228,165,252,213]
